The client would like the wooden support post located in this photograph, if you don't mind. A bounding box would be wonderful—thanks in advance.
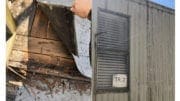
[6,1,17,65]
[6,1,25,79]
[6,2,16,35]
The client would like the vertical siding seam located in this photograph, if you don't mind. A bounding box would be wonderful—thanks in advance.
[146,2,151,101]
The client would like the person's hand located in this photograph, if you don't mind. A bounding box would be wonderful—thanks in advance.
[71,0,92,18]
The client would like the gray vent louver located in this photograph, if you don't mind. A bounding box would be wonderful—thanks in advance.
[95,8,129,92]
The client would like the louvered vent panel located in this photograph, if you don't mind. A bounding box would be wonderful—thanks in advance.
[96,8,129,91]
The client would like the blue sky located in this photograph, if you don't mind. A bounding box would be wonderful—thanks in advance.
[151,0,175,9]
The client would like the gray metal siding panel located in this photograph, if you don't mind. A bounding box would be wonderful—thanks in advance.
[147,6,175,101]
[96,93,128,101]
[128,1,148,101]
[92,0,175,101]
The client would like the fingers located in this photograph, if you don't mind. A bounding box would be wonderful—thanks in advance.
[70,0,91,18]
[71,5,77,16]
[71,2,79,16]
[71,0,76,12]
[70,6,75,12]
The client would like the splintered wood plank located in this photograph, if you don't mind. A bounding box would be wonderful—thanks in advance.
[9,61,89,82]
[27,67,90,82]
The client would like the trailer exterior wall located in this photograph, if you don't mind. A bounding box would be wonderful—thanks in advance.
[92,0,175,101]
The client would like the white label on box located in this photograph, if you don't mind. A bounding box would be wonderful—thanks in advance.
[112,74,127,88]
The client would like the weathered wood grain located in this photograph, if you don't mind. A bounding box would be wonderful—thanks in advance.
[9,64,90,82]
[30,8,48,38]
[8,4,77,81]
[9,50,74,68]
[46,21,60,41]
[38,3,78,55]
[12,35,72,58]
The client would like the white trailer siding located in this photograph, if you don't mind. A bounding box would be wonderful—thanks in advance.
[92,0,175,101]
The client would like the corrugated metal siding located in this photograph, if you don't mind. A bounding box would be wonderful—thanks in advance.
[92,0,175,101]
[128,1,148,101]
[146,3,175,101]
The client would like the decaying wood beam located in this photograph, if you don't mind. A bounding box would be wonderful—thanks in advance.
[6,35,16,64]
[6,3,17,64]
[27,68,90,82]
[7,66,26,80]
[8,81,23,87]
[10,65,90,82]
[6,2,22,78]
